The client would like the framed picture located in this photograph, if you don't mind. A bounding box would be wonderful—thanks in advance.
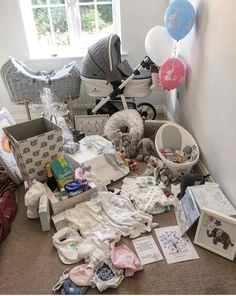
[74,114,109,136]
[0,107,22,184]
[194,208,236,261]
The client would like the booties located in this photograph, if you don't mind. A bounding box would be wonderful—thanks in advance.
[24,180,47,219]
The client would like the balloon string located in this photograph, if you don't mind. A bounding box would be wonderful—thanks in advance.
[172,41,178,57]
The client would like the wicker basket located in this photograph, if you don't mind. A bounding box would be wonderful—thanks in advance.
[45,184,92,215]
[1,57,81,103]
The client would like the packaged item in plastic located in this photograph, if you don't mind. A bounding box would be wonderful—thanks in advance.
[64,180,84,197]
[50,155,74,188]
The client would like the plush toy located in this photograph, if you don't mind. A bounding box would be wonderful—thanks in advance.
[103,128,123,150]
[136,138,156,162]
[24,180,47,219]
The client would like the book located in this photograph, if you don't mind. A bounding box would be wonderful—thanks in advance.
[175,188,200,235]
[38,194,50,232]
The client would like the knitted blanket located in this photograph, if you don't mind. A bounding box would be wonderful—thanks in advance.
[0,165,17,242]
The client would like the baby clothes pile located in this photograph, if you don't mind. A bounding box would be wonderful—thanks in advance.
[53,246,142,294]
[52,176,178,293]
[121,176,178,214]
[52,191,152,293]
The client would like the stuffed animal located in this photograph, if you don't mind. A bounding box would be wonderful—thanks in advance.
[24,180,47,219]
[103,128,123,150]
[136,138,156,162]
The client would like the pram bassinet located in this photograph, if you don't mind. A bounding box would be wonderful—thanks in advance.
[81,34,152,99]
[1,57,81,103]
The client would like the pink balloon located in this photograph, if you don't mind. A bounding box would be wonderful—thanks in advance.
[151,72,163,90]
[160,58,186,90]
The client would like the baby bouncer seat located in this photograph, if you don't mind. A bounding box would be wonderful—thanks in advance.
[81,34,156,119]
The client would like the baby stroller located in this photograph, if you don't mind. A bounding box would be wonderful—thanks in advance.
[81,34,156,120]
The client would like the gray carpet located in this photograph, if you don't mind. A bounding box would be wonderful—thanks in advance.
[1,183,236,294]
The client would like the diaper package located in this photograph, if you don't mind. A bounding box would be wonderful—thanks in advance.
[50,155,74,188]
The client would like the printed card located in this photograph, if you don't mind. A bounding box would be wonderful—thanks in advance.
[155,225,199,264]
[132,235,163,265]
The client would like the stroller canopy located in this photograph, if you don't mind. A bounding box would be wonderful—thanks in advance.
[82,34,133,82]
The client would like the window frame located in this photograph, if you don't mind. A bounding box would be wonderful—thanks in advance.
[19,0,121,59]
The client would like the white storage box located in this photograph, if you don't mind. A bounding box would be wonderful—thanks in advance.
[66,136,129,187]
[155,122,200,176]
[4,117,63,181]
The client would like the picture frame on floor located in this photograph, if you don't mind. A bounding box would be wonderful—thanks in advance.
[194,208,236,261]
[0,107,22,184]
[74,114,109,136]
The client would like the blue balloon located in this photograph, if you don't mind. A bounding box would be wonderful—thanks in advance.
[164,0,195,41]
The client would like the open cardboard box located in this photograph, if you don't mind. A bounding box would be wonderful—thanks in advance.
[4,117,63,181]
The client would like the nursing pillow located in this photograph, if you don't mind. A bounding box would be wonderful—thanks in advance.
[103,109,144,157]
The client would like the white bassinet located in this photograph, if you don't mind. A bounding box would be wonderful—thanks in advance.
[1,57,81,103]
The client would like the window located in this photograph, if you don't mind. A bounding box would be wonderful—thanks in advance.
[19,0,120,58]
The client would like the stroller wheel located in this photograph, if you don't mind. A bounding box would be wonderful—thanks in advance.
[87,108,93,115]
[137,102,156,120]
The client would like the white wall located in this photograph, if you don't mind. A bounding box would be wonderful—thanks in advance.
[0,0,169,119]
[166,0,236,207]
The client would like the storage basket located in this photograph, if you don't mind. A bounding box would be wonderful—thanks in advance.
[155,122,200,176]
[45,184,92,215]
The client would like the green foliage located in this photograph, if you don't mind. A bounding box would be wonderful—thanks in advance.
[98,4,112,24]
[81,8,96,32]
[32,0,46,5]
[81,7,112,32]
[33,7,68,34]
[51,7,68,33]
[33,8,50,34]
[33,3,112,37]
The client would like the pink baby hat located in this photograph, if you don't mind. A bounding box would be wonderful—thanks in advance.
[110,243,143,277]
[69,263,94,286]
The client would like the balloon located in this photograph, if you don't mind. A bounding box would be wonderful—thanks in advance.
[164,0,195,41]
[145,26,173,66]
[159,58,186,90]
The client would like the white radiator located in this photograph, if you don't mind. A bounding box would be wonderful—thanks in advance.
[71,84,96,114]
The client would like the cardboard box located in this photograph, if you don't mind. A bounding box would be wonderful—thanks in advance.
[4,117,63,181]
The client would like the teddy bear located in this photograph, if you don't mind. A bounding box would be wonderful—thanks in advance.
[136,138,156,162]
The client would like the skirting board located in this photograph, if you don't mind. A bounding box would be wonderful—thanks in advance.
[196,159,214,183]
